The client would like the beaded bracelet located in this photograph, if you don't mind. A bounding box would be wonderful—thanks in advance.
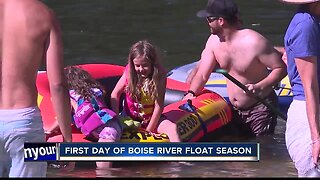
[312,138,320,144]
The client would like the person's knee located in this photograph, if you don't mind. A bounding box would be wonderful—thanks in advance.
[157,120,180,142]
[99,126,121,141]
[157,120,176,132]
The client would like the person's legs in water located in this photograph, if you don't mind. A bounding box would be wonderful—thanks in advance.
[91,118,122,169]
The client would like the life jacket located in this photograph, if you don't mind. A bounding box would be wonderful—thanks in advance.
[70,88,116,136]
[123,65,155,123]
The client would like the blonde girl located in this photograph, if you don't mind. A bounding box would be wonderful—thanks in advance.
[111,40,167,133]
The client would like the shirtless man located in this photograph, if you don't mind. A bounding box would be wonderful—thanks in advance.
[183,0,287,137]
[186,46,287,84]
[0,0,73,177]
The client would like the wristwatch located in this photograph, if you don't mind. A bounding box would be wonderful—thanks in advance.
[184,90,196,97]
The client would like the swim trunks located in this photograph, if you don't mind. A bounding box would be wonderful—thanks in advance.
[231,91,278,136]
[0,107,46,177]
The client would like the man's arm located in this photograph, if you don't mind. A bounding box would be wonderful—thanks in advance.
[183,39,217,100]
[46,11,72,143]
[254,38,287,91]
[274,46,285,55]
[186,61,200,84]
[274,46,288,65]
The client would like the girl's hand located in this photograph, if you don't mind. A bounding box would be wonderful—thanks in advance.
[45,128,61,141]
[145,128,157,134]
[140,127,156,135]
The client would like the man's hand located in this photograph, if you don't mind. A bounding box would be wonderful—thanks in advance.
[245,84,262,97]
[182,93,196,101]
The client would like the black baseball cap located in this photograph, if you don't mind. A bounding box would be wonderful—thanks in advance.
[197,0,238,19]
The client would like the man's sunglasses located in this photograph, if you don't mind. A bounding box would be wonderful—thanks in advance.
[206,16,218,23]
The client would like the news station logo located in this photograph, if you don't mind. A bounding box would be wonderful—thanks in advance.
[24,143,57,161]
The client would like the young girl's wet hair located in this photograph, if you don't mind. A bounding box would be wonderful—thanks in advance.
[64,66,106,100]
[127,40,164,101]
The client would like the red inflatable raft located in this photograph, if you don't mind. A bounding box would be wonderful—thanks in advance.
[36,63,232,142]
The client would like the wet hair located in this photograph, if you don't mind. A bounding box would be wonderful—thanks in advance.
[126,40,164,101]
[64,66,106,101]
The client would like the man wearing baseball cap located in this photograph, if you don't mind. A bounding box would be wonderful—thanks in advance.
[183,0,287,137]
[281,0,320,177]
[196,0,239,21]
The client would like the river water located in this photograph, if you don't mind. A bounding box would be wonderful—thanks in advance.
[42,0,298,177]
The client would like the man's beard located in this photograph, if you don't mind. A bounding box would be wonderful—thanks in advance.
[210,27,220,35]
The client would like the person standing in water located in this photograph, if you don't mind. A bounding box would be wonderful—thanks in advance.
[281,0,320,177]
[0,0,73,177]
[183,0,287,137]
